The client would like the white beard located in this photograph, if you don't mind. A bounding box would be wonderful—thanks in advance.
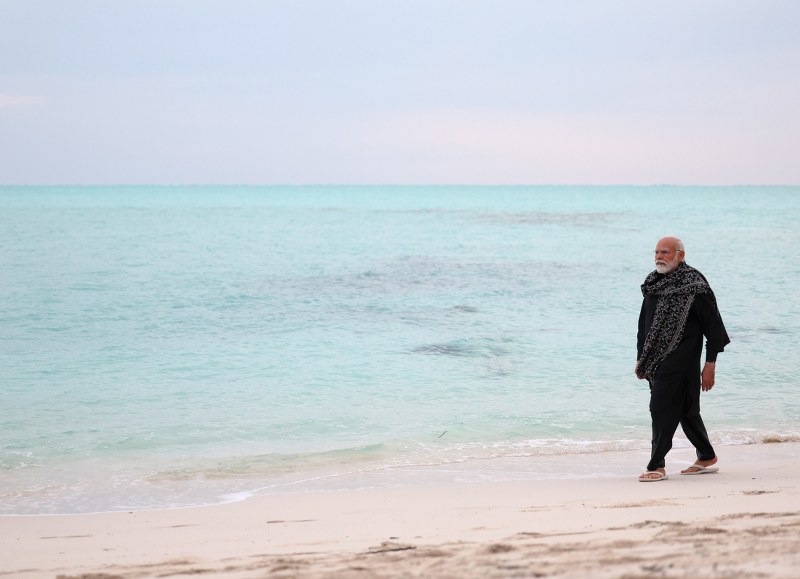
[655,258,680,274]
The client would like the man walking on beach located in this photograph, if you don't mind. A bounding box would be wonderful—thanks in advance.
[635,236,730,482]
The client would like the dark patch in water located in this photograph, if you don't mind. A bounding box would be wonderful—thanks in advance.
[477,211,625,228]
[757,326,787,334]
[413,339,509,358]
[413,343,474,357]
[452,305,478,313]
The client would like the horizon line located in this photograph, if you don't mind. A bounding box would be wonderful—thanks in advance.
[1,183,798,188]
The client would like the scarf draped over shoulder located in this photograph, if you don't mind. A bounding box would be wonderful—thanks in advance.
[637,261,715,380]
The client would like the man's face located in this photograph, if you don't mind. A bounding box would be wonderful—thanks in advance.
[654,242,683,274]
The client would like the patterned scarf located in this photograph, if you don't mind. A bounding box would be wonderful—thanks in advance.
[637,261,714,380]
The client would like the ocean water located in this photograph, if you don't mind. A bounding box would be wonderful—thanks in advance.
[1,185,798,515]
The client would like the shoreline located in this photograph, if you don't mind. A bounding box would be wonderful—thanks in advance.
[6,433,799,518]
[4,436,793,518]
[2,441,799,578]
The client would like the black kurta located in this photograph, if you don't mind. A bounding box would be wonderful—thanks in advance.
[637,290,730,471]
[638,293,730,373]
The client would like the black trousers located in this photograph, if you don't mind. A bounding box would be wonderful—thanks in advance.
[647,365,716,472]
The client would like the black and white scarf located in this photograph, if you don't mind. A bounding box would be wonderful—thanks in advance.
[637,261,714,380]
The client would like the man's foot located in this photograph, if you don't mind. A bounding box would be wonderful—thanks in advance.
[638,468,668,482]
[680,457,719,475]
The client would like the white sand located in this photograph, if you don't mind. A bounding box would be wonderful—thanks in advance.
[2,442,799,578]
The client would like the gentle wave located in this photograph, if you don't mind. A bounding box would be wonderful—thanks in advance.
[172,430,800,480]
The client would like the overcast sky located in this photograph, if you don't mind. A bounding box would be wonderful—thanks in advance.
[1,1,798,185]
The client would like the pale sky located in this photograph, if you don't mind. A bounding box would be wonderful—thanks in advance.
[1,1,798,185]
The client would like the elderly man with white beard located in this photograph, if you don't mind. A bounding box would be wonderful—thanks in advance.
[635,236,730,482]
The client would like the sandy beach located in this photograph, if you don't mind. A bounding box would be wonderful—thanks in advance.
[2,441,799,578]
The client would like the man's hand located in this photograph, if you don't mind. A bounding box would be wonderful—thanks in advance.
[702,362,716,391]
[635,361,645,380]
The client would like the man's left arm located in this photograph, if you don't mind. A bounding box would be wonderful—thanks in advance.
[696,294,731,392]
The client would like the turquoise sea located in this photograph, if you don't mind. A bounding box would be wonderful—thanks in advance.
[1,186,798,515]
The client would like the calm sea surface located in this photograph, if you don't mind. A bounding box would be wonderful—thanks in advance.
[1,186,798,514]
